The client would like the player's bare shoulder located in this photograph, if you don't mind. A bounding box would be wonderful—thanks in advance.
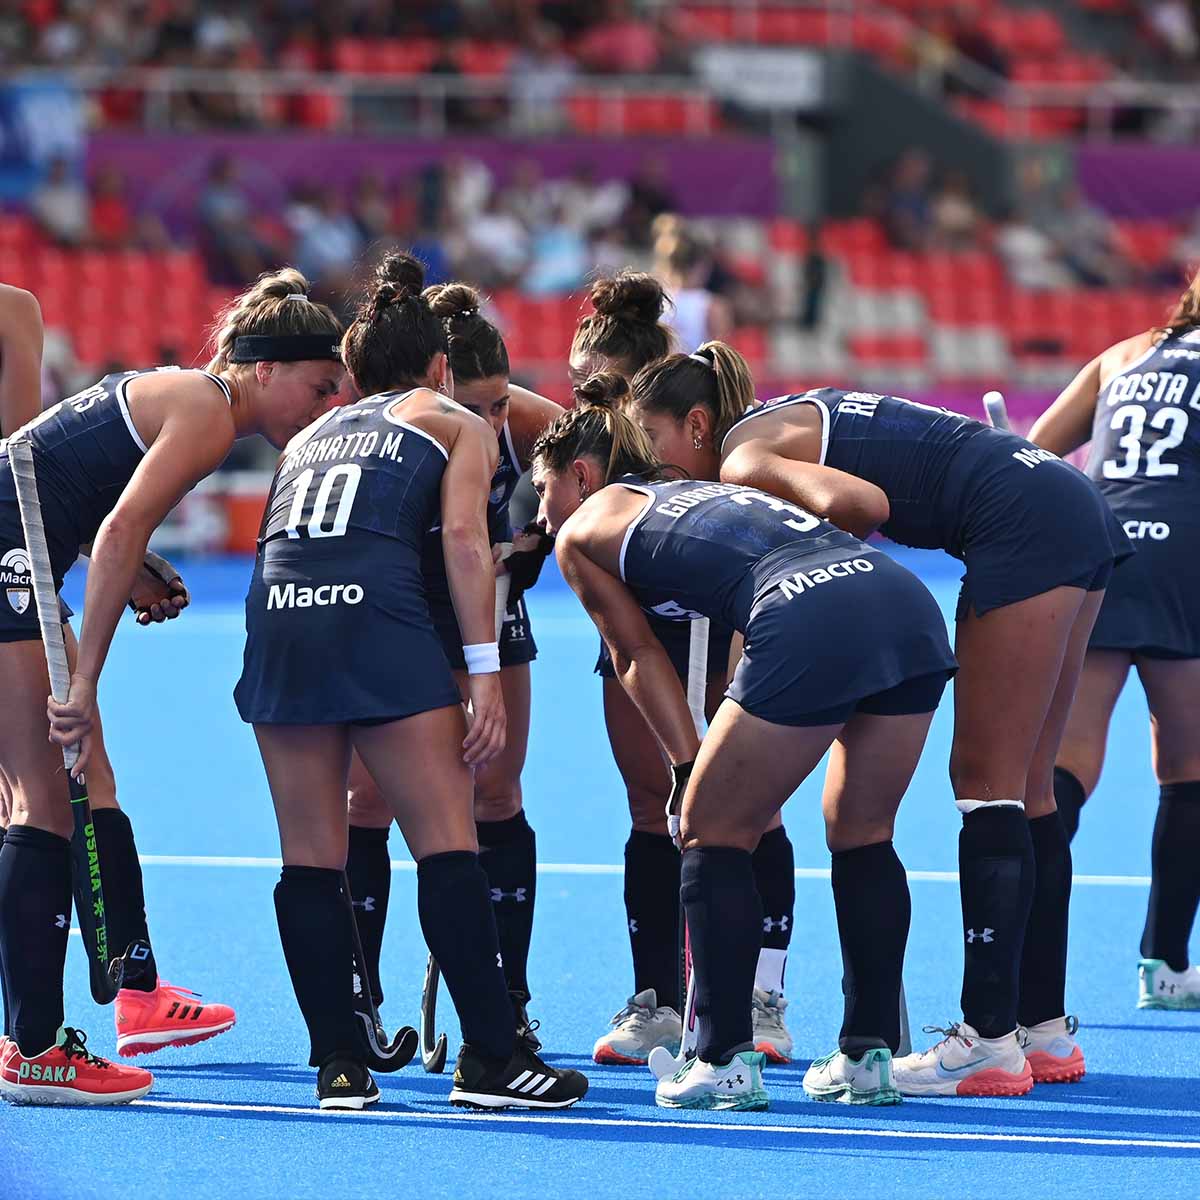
[391,388,496,464]
[1098,330,1161,388]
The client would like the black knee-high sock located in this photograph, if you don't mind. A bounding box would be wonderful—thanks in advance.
[0,826,8,1038]
[90,809,157,991]
[753,826,795,987]
[958,804,1035,1038]
[832,840,910,1056]
[1053,768,1087,843]
[1018,812,1073,1027]
[680,846,761,1065]
[476,812,536,999]
[1140,781,1200,971]
[0,826,72,1056]
[345,824,391,1006]
[273,866,364,1067]
[624,831,681,1009]
[417,850,515,1062]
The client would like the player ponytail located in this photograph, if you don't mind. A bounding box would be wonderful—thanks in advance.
[1162,265,1200,337]
[572,271,674,377]
[209,268,342,371]
[423,281,510,383]
[342,251,448,397]
[533,372,670,485]
[630,340,755,446]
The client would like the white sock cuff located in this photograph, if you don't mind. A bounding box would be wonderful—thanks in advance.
[955,798,1025,816]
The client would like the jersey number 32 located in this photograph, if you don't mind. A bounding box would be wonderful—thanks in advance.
[1103,404,1187,480]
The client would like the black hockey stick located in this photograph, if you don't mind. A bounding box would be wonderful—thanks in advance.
[419,952,448,1073]
[341,870,416,1073]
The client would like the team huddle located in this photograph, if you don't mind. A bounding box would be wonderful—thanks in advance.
[0,252,1198,1113]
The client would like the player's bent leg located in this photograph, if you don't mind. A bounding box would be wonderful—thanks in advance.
[0,641,150,1106]
[1054,650,1130,840]
[808,708,936,1104]
[943,588,1088,1074]
[597,678,683,1064]
[351,709,586,1110]
[658,702,838,1111]
[1134,657,1200,1008]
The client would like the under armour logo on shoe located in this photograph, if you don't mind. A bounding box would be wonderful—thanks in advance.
[54,914,67,929]
[353,896,376,912]
[628,919,639,934]
[966,928,995,944]
[490,888,527,903]
[720,1074,745,1088]
[763,916,789,933]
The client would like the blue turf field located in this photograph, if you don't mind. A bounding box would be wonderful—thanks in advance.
[3,547,1199,1199]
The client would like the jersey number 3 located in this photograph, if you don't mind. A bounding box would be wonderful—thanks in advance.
[284,463,362,539]
[1103,404,1187,480]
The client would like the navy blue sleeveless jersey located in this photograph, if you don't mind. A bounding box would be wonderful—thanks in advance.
[0,368,229,642]
[421,417,537,669]
[726,388,1130,616]
[613,478,955,724]
[235,391,462,724]
[1084,329,1200,655]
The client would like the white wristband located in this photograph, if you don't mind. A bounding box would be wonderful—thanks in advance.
[463,641,500,674]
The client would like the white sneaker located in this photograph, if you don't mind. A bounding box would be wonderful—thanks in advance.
[655,1049,768,1111]
[1020,1015,1085,1083]
[803,1047,901,1105]
[593,989,681,1066]
[751,987,792,1064]
[892,1022,1033,1097]
[1138,959,1200,1011]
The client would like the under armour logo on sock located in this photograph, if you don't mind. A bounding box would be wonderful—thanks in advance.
[763,916,789,933]
[54,914,67,929]
[490,888,527,903]
[966,928,994,944]
[353,896,376,912]
[628,919,639,934]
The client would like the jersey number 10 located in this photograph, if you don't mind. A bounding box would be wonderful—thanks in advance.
[1103,404,1187,480]
[284,463,362,539]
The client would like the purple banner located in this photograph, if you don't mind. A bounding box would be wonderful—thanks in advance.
[87,132,777,231]
[1076,145,1200,220]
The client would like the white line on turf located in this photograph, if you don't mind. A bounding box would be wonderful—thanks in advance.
[128,1098,1200,1150]
[136,855,1152,887]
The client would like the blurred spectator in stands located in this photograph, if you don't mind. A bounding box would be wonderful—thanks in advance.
[444,155,493,229]
[464,191,530,287]
[511,22,578,133]
[548,162,629,236]
[278,20,325,71]
[352,173,394,243]
[89,165,133,248]
[295,188,364,289]
[930,170,983,251]
[1045,186,1134,288]
[1142,1,1200,63]
[503,160,553,232]
[31,157,89,247]
[197,154,271,285]
[800,223,829,331]
[996,213,1075,291]
[882,149,933,251]
[284,182,322,242]
[622,155,676,247]
[654,227,733,350]
[524,203,589,295]
[576,0,659,74]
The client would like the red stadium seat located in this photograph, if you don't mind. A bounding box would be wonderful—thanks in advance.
[849,332,927,365]
[768,219,809,255]
[756,8,831,45]
[679,5,737,41]
[457,41,516,77]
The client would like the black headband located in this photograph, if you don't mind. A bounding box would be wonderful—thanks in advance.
[230,334,342,363]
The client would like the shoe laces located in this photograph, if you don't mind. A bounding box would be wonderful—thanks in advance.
[610,998,652,1030]
[921,1022,971,1053]
[61,1028,111,1070]
[753,990,788,1028]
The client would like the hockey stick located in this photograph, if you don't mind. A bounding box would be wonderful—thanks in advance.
[341,870,417,1073]
[420,543,514,1074]
[9,438,118,1005]
[983,390,1012,432]
[648,616,709,1081]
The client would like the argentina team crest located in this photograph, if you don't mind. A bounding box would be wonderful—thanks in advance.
[0,547,32,614]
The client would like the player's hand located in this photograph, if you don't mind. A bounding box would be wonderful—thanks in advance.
[666,760,695,849]
[47,672,96,778]
[128,551,189,625]
[463,672,506,768]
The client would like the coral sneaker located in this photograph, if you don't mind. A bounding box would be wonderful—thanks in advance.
[0,1027,152,1106]
[115,980,236,1057]
[1021,1015,1086,1083]
[892,1022,1034,1097]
